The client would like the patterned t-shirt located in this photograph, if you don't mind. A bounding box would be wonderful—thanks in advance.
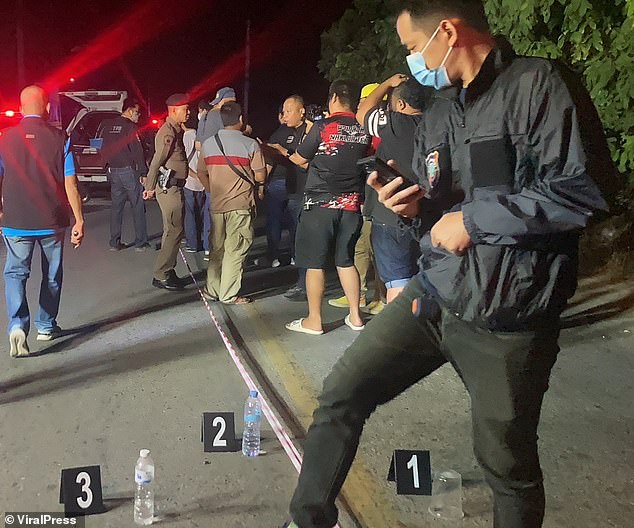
[297,112,370,203]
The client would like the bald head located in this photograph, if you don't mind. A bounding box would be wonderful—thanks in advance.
[20,86,49,116]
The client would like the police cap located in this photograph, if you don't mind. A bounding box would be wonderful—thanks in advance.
[165,93,189,107]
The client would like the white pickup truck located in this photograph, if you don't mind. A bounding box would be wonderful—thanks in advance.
[60,91,128,192]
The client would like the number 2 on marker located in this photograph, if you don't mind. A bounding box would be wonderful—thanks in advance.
[212,416,227,447]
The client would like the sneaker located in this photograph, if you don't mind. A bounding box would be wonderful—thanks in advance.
[363,300,386,315]
[290,258,296,266]
[36,326,63,342]
[185,247,198,253]
[284,287,307,302]
[328,294,367,309]
[204,250,210,262]
[271,258,281,268]
[9,328,29,357]
[109,242,126,251]
[135,243,151,252]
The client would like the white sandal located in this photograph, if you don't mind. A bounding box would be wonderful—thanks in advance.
[345,314,365,331]
[285,318,324,335]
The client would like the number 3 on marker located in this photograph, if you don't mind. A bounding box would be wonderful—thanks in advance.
[75,471,93,508]
[407,454,420,489]
[212,416,227,447]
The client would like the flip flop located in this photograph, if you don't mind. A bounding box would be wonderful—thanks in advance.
[345,314,365,331]
[285,318,324,335]
[223,296,252,305]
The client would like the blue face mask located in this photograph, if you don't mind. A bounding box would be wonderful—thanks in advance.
[406,26,454,90]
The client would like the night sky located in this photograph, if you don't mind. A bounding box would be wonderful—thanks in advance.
[0,0,353,137]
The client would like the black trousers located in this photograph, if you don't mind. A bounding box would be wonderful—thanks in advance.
[290,278,560,528]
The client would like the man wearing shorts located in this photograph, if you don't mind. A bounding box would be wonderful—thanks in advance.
[286,80,370,335]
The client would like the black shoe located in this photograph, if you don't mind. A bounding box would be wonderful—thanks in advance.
[109,242,126,251]
[152,277,184,291]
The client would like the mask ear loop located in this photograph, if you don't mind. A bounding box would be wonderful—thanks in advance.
[420,25,442,55]
[440,45,454,67]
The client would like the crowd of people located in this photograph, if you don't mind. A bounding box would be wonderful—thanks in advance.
[0,1,615,528]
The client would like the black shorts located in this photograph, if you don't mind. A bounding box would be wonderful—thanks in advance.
[295,207,363,269]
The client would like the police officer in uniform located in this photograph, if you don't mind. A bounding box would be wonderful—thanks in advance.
[144,93,190,291]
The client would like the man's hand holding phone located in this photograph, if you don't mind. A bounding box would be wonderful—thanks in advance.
[366,159,425,219]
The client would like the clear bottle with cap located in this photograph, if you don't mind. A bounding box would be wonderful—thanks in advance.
[134,449,154,525]
[242,390,262,457]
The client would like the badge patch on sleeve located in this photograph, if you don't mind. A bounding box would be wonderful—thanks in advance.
[164,136,173,146]
[425,151,440,188]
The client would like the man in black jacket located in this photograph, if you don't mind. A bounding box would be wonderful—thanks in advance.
[99,98,149,251]
[282,1,611,528]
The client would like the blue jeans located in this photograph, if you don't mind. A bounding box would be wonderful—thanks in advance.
[184,188,211,251]
[109,167,148,248]
[265,179,289,260]
[371,223,420,289]
[3,233,65,335]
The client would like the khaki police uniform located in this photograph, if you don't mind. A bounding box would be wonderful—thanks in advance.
[146,116,188,280]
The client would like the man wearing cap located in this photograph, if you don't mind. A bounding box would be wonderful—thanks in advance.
[196,88,235,149]
[144,93,190,291]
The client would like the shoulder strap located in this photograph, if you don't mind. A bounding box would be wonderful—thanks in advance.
[213,134,255,187]
[185,134,196,164]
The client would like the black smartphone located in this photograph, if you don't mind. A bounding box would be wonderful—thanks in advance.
[357,156,414,187]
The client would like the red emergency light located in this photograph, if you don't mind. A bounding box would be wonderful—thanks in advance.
[3,110,16,117]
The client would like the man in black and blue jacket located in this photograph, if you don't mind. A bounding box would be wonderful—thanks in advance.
[283,1,612,528]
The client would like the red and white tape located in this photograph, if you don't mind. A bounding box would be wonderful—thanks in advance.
[180,252,343,527]
[180,250,304,471]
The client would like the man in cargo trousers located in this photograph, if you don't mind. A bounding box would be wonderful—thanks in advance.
[144,93,190,291]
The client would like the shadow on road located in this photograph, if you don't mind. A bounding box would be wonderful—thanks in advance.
[0,326,212,404]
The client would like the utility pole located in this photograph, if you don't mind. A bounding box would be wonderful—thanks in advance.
[244,19,251,122]
[17,0,26,89]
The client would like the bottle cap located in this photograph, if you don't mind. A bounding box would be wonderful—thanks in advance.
[140,449,150,458]
[249,390,258,398]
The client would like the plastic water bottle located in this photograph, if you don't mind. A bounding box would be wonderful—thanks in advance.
[134,449,155,525]
[242,390,262,457]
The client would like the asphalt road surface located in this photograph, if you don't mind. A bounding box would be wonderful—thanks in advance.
[0,197,632,528]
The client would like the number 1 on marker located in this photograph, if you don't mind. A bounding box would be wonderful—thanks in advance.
[407,454,420,489]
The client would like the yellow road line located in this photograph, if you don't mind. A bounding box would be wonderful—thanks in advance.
[245,304,402,528]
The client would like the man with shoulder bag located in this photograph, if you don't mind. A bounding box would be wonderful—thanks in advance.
[199,102,267,305]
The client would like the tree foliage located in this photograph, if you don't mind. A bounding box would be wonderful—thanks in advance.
[319,0,634,182]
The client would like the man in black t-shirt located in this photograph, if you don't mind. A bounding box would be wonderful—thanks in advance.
[357,76,435,302]
[259,95,309,268]
[285,80,370,336]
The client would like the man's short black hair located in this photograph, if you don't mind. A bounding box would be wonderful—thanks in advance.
[220,101,242,127]
[403,0,490,33]
[328,80,360,111]
[392,79,434,112]
[198,99,212,112]
[122,97,139,113]
[285,94,305,108]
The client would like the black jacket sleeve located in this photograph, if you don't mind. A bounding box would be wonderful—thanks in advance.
[127,123,147,176]
[462,65,609,245]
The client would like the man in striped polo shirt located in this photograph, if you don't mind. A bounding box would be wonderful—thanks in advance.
[198,102,266,305]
